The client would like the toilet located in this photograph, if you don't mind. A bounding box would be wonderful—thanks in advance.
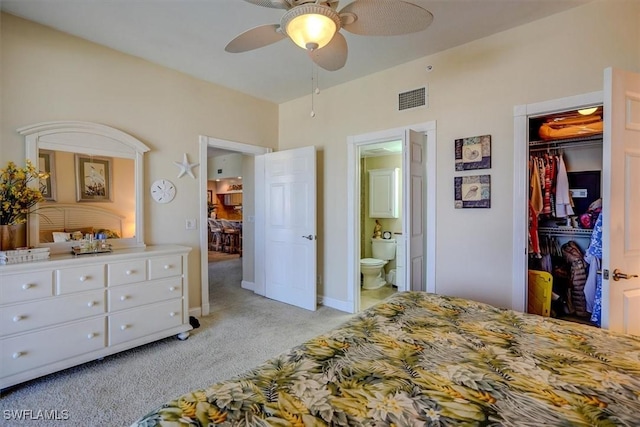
[360,238,396,290]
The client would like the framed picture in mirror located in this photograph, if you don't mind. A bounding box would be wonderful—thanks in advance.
[38,149,56,201]
[75,154,113,202]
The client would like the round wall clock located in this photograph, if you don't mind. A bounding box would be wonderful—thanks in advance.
[382,231,392,239]
[150,179,176,203]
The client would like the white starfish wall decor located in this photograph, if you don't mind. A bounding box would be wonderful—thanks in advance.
[174,153,198,179]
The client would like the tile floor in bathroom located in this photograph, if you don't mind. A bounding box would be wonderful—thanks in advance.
[361,284,397,310]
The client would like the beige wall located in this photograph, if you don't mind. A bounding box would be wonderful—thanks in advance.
[0,13,279,310]
[2,1,639,313]
[279,1,640,308]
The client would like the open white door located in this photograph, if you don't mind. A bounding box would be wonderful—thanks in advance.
[602,67,640,335]
[264,146,317,311]
[404,129,426,291]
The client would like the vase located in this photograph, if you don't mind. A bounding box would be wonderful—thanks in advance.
[0,223,27,251]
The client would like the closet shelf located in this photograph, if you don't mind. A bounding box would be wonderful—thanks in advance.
[529,134,602,152]
[538,226,594,237]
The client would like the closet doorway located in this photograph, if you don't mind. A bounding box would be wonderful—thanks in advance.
[512,66,640,335]
[528,104,603,326]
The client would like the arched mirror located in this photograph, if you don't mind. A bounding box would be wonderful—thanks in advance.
[20,121,149,254]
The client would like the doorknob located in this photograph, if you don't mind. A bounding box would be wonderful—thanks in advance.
[301,235,316,240]
[612,269,639,281]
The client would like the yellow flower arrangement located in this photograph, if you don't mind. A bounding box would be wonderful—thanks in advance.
[0,160,49,225]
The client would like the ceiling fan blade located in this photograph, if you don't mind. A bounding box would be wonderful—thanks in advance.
[340,0,433,36]
[225,24,288,53]
[241,0,292,10]
[309,32,347,71]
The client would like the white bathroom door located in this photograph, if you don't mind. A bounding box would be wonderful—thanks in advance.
[404,129,426,291]
[601,67,640,334]
[263,146,317,311]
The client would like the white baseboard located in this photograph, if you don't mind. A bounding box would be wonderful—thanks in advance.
[318,295,352,313]
[189,306,203,318]
[241,280,254,291]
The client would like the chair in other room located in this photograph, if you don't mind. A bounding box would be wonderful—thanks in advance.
[220,219,240,254]
[208,219,223,251]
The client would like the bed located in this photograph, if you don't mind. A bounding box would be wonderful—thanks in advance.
[131,292,640,426]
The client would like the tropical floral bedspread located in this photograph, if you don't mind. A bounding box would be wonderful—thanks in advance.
[132,292,640,426]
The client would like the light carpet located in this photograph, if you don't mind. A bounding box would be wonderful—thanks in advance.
[0,258,353,427]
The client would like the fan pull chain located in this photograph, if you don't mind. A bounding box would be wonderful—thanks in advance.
[310,62,321,118]
[310,61,316,118]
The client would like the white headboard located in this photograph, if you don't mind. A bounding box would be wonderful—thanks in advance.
[38,203,124,242]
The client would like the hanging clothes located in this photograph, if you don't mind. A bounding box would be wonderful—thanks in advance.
[542,156,553,216]
[585,212,603,327]
[555,154,574,218]
[562,240,589,317]
[529,202,541,257]
[549,155,557,218]
[530,157,543,214]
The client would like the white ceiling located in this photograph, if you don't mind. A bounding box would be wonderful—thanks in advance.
[1,0,588,104]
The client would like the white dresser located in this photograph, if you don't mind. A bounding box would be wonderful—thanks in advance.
[0,245,191,390]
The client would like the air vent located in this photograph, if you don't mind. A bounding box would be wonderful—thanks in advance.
[398,86,427,111]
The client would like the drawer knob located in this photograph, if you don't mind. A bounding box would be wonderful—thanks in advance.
[120,295,128,301]
[12,315,23,322]
[79,275,87,282]
[169,311,177,317]
[87,301,96,307]
[87,333,96,339]
[21,283,33,290]
[169,286,176,292]
[12,352,23,359]
[164,264,171,270]
[125,270,133,276]
[120,324,129,330]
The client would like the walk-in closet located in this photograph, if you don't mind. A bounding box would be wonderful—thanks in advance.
[527,105,604,327]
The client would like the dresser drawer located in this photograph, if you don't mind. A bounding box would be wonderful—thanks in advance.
[1,290,105,336]
[108,278,182,312]
[1,317,105,377]
[107,259,147,286]
[1,271,53,304]
[56,264,106,294]
[148,255,182,280]
[108,299,183,346]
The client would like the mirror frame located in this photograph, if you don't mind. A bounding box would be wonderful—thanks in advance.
[19,121,150,253]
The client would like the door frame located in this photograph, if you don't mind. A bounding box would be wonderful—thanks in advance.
[511,91,603,312]
[198,135,271,316]
[347,121,437,314]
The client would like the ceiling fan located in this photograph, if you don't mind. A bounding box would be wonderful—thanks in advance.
[225,0,434,71]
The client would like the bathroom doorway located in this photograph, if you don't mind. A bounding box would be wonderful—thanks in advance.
[347,122,437,313]
[359,141,403,310]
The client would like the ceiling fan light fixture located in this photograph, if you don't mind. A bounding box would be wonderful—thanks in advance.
[282,5,341,51]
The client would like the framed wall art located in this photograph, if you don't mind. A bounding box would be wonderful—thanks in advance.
[454,174,491,208]
[38,149,56,201]
[455,134,491,171]
[75,154,112,202]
